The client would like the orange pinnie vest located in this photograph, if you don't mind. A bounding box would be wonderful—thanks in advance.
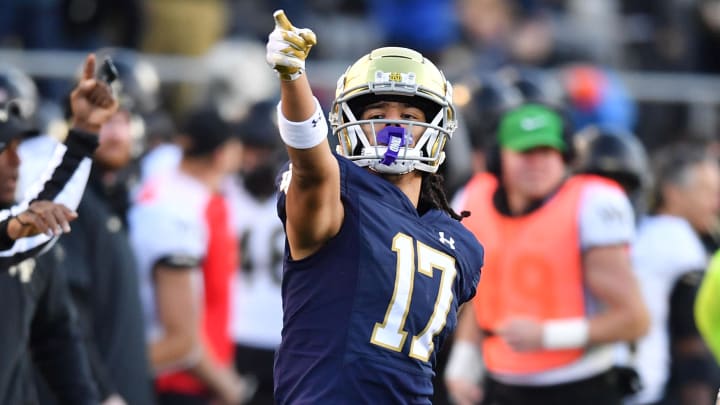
[462,173,615,374]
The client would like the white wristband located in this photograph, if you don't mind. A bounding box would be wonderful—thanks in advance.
[542,318,589,350]
[444,341,484,383]
[277,97,328,149]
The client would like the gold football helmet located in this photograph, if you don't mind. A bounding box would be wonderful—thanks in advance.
[329,47,456,174]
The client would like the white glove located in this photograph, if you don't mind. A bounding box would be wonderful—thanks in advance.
[266,10,317,81]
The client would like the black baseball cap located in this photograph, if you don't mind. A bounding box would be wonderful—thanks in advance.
[235,100,281,149]
[0,101,37,152]
[181,107,238,157]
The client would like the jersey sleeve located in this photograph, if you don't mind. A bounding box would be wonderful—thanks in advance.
[275,155,350,226]
[578,182,635,250]
[130,204,205,271]
[455,227,484,305]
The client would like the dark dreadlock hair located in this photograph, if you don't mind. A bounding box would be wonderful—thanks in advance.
[417,172,470,221]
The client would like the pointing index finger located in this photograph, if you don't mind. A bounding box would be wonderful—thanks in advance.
[82,53,96,81]
[273,9,294,31]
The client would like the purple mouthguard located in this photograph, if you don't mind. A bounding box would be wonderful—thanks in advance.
[376,126,409,166]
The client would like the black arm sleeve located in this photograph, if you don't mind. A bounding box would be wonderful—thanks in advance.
[670,270,705,338]
[33,129,99,202]
[29,261,100,405]
[669,270,720,386]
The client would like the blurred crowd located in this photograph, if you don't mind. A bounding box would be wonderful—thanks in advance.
[1,0,720,404]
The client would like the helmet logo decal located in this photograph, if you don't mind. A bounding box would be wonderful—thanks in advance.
[377,126,408,166]
[375,71,416,86]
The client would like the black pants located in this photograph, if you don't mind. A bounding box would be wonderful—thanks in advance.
[234,344,276,405]
[483,369,623,405]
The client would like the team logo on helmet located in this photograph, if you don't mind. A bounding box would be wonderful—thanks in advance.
[329,47,457,175]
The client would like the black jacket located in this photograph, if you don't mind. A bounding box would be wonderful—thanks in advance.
[0,254,99,405]
[35,170,155,405]
[0,129,100,404]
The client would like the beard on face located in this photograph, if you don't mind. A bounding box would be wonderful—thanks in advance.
[241,161,279,200]
[94,141,132,171]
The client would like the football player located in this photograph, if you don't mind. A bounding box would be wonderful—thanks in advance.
[265,10,484,403]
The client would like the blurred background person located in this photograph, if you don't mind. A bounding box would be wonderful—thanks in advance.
[446,103,648,405]
[565,119,720,405]
[431,71,521,405]
[0,52,118,405]
[0,54,115,259]
[137,110,180,183]
[495,65,565,108]
[447,71,523,195]
[25,49,158,405]
[438,69,563,404]
[573,126,651,217]
[629,141,720,405]
[560,64,638,134]
[0,103,99,405]
[572,126,652,400]
[130,107,251,405]
[227,100,286,405]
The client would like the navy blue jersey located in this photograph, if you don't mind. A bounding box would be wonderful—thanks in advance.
[275,155,483,404]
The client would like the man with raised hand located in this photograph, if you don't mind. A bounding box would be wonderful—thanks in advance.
[266,10,483,404]
[0,53,118,405]
[0,54,117,259]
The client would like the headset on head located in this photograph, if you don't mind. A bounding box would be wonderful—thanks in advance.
[485,102,576,178]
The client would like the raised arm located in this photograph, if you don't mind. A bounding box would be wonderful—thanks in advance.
[6,53,116,218]
[267,10,342,260]
[0,54,117,258]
